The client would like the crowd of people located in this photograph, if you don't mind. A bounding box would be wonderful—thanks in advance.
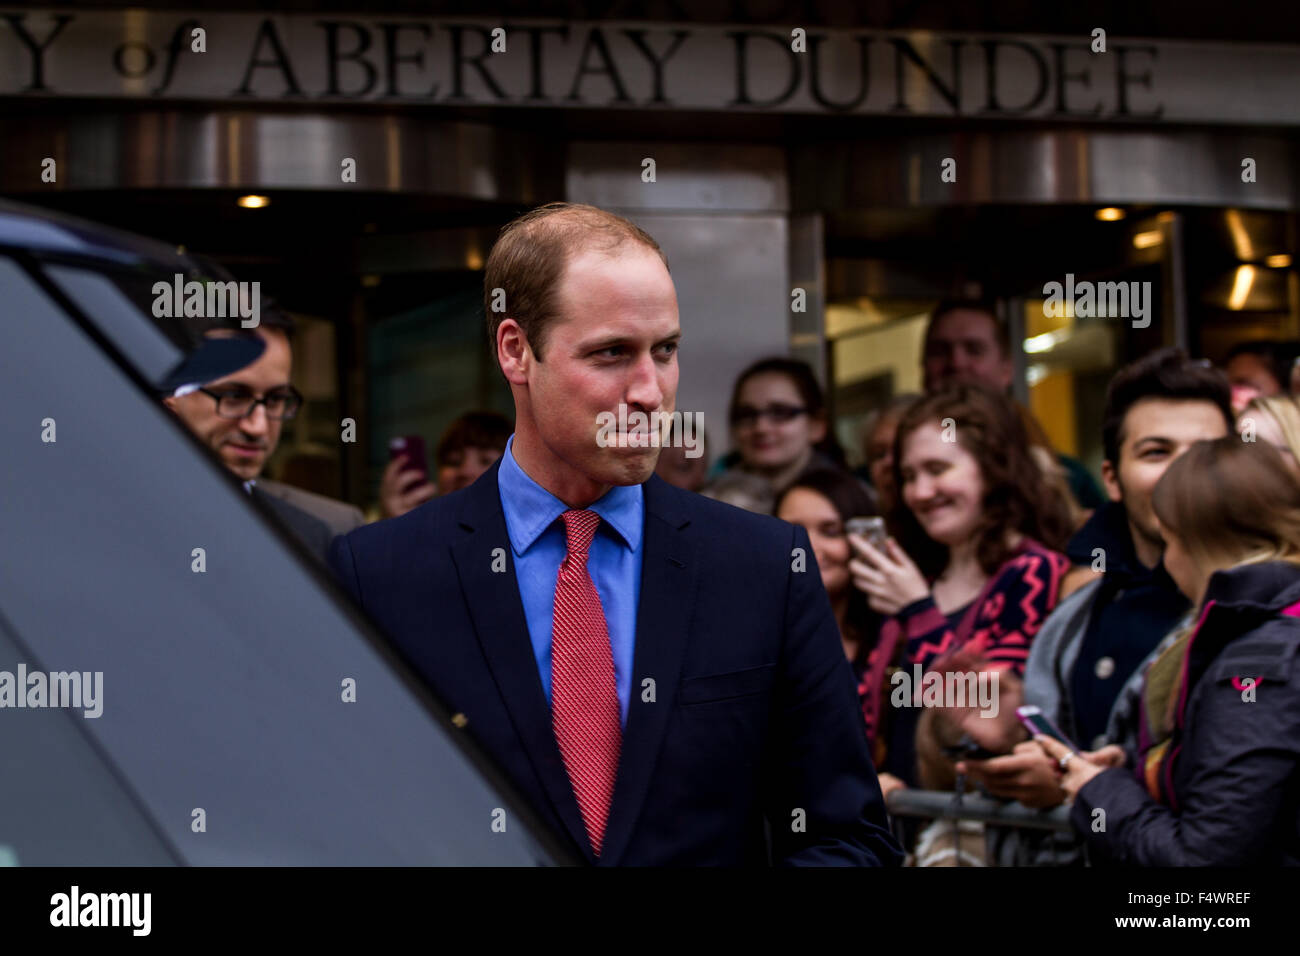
[650,298,1300,866]
[161,202,1300,866]
[696,316,1300,868]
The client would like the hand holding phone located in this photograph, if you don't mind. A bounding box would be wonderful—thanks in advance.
[388,435,429,481]
[846,516,931,615]
[381,435,436,519]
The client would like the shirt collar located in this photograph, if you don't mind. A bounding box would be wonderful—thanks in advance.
[497,434,643,556]
[1067,500,1154,582]
[243,478,257,495]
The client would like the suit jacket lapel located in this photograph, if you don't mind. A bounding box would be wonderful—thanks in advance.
[599,475,697,866]
[447,459,594,861]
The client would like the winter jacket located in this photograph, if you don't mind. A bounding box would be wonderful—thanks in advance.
[1071,560,1300,866]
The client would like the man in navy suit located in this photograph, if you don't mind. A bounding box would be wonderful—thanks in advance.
[329,203,901,866]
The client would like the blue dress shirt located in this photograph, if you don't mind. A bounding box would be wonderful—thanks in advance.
[496,435,643,726]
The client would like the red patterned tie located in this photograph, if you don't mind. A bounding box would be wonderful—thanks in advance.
[551,509,622,858]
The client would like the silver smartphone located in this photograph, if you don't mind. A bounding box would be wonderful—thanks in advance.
[845,516,888,551]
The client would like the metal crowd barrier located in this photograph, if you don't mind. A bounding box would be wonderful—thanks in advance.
[885,789,1080,866]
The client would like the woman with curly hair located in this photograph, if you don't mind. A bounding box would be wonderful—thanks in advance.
[849,385,1073,793]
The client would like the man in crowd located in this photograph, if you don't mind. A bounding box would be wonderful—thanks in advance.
[330,202,900,866]
[921,298,1106,515]
[163,307,334,562]
[959,349,1233,861]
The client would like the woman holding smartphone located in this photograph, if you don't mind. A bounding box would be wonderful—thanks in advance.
[849,385,1073,787]
[1042,437,1300,865]
[774,470,903,789]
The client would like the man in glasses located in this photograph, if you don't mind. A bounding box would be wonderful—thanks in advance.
[163,309,334,562]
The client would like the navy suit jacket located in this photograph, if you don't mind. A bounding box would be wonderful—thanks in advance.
[328,459,901,866]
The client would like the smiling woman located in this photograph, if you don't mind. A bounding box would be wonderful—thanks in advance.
[889,385,1072,589]
[849,385,1072,790]
[724,356,846,497]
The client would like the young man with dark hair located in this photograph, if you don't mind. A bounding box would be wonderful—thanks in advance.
[958,348,1233,860]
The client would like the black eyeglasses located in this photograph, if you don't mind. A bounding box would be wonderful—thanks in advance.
[198,385,303,420]
[730,403,808,427]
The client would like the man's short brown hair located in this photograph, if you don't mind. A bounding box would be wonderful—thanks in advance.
[482,202,669,362]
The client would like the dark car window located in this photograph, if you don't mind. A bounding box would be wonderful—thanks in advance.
[0,256,566,865]
[43,264,183,386]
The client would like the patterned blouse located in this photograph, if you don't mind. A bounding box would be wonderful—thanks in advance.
[858,539,1071,763]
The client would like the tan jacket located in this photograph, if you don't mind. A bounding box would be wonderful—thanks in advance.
[257,479,366,538]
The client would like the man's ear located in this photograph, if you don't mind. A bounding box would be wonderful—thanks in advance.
[497,319,532,387]
[809,414,827,444]
[1100,458,1123,503]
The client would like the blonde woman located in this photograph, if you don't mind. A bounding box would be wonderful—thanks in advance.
[1041,437,1300,864]
[1239,394,1300,477]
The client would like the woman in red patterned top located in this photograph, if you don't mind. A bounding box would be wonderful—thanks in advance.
[849,385,1074,790]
